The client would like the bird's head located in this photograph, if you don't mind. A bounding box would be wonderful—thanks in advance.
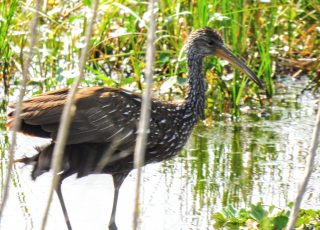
[187,27,264,88]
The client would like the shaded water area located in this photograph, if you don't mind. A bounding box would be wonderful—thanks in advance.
[1,76,319,229]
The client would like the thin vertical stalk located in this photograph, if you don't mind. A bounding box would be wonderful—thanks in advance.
[133,0,156,229]
[0,0,42,219]
[40,1,99,229]
[286,100,320,229]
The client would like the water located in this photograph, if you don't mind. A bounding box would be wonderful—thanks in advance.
[0,76,319,229]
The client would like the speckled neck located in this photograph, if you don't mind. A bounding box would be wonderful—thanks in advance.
[183,50,206,122]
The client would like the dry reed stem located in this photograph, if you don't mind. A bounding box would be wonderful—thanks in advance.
[40,1,99,229]
[133,0,156,229]
[286,100,320,229]
[0,0,42,219]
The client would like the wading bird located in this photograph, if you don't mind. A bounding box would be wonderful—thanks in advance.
[8,27,263,230]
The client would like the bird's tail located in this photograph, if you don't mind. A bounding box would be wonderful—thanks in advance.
[15,142,117,180]
[15,144,54,180]
[14,154,39,164]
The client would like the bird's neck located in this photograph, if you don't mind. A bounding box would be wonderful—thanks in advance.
[183,52,206,121]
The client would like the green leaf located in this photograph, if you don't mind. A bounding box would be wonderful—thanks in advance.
[67,77,75,86]
[212,212,227,227]
[259,217,273,230]
[83,0,91,6]
[159,53,170,67]
[273,216,288,229]
[238,208,251,220]
[223,205,237,218]
[120,77,134,85]
[250,203,268,221]
[176,77,188,86]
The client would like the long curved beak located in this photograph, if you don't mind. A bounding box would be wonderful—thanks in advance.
[215,45,264,88]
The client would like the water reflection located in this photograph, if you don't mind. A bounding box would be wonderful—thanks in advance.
[1,76,319,229]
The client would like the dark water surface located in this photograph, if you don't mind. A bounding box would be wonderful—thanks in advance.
[1,76,319,229]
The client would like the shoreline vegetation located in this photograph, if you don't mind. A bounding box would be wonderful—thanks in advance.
[0,0,319,117]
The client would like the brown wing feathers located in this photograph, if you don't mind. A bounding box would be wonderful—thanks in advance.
[6,87,141,146]
[6,88,69,136]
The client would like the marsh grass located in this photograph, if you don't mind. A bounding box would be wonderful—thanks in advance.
[0,0,319,116]
[0,0,19,99]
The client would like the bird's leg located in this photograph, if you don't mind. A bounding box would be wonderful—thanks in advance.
[109,173,128,230]
[56,181,72,230]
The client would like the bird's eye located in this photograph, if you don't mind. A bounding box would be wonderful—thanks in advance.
[208,40,215,46]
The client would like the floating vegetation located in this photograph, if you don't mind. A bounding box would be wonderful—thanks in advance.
[212,203,320,229]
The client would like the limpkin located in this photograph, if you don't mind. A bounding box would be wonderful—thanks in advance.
[7,27,263,230]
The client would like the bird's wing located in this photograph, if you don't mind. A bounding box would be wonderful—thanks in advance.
[7,87,141,147]
[62,88,140,146]
[7,88,70,137]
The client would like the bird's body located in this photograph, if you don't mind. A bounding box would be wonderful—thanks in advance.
[8,27,263,230]
[15,86,198,178]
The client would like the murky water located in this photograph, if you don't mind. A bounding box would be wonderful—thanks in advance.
[1,76,319,230]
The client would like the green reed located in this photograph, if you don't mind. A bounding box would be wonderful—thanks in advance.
[0,0,19,97]
[0,0,18,61]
